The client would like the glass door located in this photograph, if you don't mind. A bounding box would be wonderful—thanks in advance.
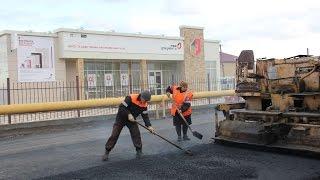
[148,71,162,95]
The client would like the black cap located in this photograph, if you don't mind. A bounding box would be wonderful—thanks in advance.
[140,90,151,101]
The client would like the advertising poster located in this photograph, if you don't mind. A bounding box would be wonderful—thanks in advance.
[87,74,97,87]
[104,73,114,87]
[17,35,55,82]
[120,73,128,86]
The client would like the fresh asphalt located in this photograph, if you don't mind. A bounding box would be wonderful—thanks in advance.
[0,109,319,180]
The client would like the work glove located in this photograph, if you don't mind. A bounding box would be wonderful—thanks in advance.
[166,92,171,98]
[147,126,155,134]
[177,109,186,116]
[128,114,136,122]
[180,103,190,112]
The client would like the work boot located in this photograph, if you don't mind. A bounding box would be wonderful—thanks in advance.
[177,136,182,142]
[102,150,110,161]
[183,135,191,141]
[136,149,143,159]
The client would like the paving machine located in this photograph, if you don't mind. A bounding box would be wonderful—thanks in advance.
[215,50,320,153]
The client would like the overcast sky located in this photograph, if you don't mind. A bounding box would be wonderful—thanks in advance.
[1,0,319,58]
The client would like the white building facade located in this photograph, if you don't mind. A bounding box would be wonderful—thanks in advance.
[0,26,220,98]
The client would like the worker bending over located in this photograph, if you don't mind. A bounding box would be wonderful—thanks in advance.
[102,90,155,161]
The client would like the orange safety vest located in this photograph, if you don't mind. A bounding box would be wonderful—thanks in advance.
[170,85,193,117]
[131,94,148,108]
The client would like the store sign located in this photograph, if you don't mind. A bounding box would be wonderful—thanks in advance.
[17,36,55,82]
[87,74,96,87]
[104,73,113,87]
[190,38,202,56]
[63,33,183,55]
[161,42,182,51]
[120,73,129,86]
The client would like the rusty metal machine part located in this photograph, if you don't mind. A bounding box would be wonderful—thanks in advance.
[216,50,320,154]
[237,50,255,70]
[216,103,245,120]
[236,50,259,93]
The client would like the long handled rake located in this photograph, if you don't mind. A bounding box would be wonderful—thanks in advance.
[136,121,193,156]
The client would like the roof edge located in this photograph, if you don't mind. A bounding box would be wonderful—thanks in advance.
[179,25,204,30]
[205,39,220,43]
[53,28,184,40]
[0,30,57,37]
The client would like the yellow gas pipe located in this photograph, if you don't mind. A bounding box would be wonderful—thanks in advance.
[0,90,235,115]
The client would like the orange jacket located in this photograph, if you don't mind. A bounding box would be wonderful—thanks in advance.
[169,85,193,117]
[131,94,147,108]
[119,94,151,127]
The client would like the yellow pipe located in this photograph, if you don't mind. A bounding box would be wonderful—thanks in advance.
[0,97,124,115]
[151,90,236,101]
[0,90,235,115]
[193,90,235,98]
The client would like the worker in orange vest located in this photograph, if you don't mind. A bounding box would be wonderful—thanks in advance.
[166,81,193,141]
[102,90,155,161]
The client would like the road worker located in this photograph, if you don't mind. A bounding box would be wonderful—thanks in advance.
[102,90,155,161]
[166,81,193,141]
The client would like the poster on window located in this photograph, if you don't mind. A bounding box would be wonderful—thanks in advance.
[120,73,129,86]
[87,74,96,87]
[104,73,113,87]
[17,35,55,82]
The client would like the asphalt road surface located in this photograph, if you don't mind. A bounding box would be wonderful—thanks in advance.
[0,110,319,180]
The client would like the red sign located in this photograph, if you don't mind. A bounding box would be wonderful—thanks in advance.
[190,38,201,56]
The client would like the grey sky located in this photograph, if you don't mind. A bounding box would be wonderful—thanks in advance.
[0,0,319,58]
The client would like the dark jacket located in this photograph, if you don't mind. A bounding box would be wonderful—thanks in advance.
[118,94,151,127]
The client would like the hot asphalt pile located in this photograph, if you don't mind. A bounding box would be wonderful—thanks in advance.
[39,143,320,180]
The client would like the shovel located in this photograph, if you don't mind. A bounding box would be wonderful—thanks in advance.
[177,109,203,140]
[136,121,193,156]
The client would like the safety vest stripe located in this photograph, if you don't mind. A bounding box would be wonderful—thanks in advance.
[122,101,128,107]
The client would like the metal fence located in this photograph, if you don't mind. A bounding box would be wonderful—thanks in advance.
[0,76,240,125]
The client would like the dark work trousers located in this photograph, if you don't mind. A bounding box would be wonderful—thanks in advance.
[173,114,191,137]
[105,114,142,152]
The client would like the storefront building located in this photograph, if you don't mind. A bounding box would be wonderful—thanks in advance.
[0,26,220,99]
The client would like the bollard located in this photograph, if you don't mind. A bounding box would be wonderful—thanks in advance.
[162,98,166,119]
[7,78,11,124]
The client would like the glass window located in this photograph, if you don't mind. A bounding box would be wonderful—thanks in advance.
[147,63,155,70]
[84,60,183,98]
[105,62,112,71]
[112,62,120,71]
[131,70,141,93]
[162,62,177,71]
[148,62,161,70]
[96,62,105,71]
[120,63,128,71]
[155,63,161,70]
[132,62,140,71]
[96,71,104,86]
[205,61,216,69]
[85,62,95,71]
